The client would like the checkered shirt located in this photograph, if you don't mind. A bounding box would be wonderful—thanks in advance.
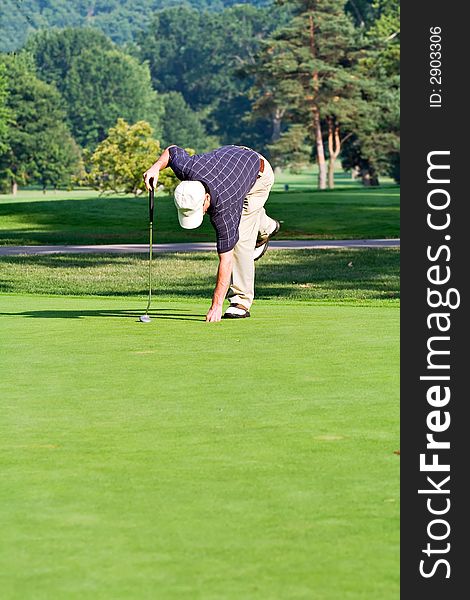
[168,145,260,253]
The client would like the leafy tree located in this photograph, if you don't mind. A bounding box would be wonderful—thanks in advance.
[0,53,82,193]
[14,5,280,155]
[27,28,163,149]
[25,27,115,89]
[135,4,281,151]
[65,47,162,149]
[135,7,212,110]
[0,62,11,155]
[1,1,271,52]
[160,92,218,152]
[84,119,160,195]
[83,118,187,195]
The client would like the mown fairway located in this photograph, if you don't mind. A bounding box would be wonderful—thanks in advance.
[0,296,398,600]
[0,246,399,599]
[1,173,400,599]
[0,177,399,246]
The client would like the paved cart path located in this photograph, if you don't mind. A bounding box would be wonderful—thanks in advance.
[0,239,400,256]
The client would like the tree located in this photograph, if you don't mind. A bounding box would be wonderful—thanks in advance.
[25,27,115,90]
[252,0,361,189]
[83,118,187,196]
[202,3,286,147]
[365,0,400,76]
[0,53,82,193]
[27,28,163,149]
[345,0,375,27]
[341,81,399,184]
[267,125,311,171]
[341,0,400,183]
[84,119,160,195]
[135,4,282,152]
[135,8,205,107]
[0,62,11,155]
[65,47,162,149]
[1,1,272,52]
[160,92,217,152]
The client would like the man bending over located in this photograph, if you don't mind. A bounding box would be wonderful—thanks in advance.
[143,145,280,322]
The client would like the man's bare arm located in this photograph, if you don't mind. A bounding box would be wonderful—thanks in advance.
[206,250,234,322]
[143,146,175,191]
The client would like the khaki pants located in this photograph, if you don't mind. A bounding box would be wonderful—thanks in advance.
[228,156,276,309]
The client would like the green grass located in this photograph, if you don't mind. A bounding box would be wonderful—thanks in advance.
[0,181,400,246]
[0,249,400,303]
[0,294,399,599]
[1,171,400,598]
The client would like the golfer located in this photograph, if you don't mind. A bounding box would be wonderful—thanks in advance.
[143,145,280,322]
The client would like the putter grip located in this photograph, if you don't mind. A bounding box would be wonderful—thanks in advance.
[149,178,155,223]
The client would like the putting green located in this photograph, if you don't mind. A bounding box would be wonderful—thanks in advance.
[0,295,399,599]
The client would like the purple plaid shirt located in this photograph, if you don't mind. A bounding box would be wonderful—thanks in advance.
[168,145,260,253]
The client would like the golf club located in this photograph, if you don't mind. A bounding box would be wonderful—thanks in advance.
[139,178,154,323]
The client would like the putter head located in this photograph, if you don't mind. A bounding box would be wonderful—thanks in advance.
[139,314,151,323]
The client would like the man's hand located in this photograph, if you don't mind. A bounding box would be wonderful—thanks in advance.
[143,146,174,191]
[143,166,160,191]
[206,304,223,322]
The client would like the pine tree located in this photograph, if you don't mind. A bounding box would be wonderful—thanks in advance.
[252,0,360,189]
[340,0,400,183]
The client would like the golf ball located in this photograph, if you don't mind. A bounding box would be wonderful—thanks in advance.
[139,315,151,323]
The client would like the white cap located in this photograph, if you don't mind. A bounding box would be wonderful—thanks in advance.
[173,181,206,229]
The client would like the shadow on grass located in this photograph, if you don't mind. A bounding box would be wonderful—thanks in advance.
[0,196,214,245]
[0,186,400,245]
[0,249,400,301]
[0,308,205,322]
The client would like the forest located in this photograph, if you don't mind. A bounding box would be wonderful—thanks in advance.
[0,0,399,192]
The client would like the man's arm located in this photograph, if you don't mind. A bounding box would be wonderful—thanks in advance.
[143,146,175,191]
[206,250,234,322]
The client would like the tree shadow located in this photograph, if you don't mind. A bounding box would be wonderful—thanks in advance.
[0,307,205,322]
[0,196,215,245]
[0,248,400,302]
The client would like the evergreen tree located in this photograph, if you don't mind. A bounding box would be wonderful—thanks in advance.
[341,0,399,183]
[267,125,311,171]
[345,0,375,27]
[365,0,400,76]
[252,0,360,189]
